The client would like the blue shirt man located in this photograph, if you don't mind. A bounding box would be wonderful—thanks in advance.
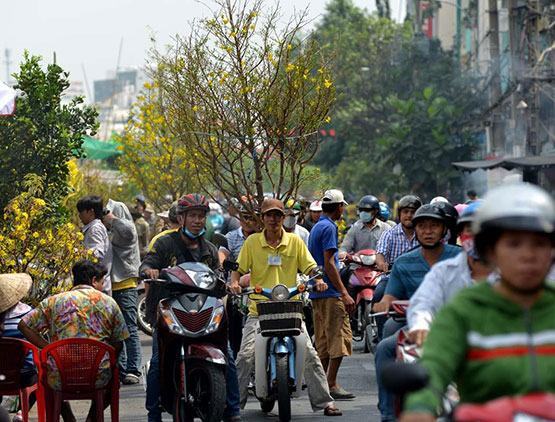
[385,244,460,299]
[308,215,341,299]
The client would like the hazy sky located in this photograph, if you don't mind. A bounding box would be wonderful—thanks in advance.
[2,0,403,99]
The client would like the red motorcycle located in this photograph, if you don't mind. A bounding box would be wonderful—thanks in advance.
[342,249,385,352]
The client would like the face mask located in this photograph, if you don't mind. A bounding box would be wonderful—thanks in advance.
[459,232,479,260]
[182,227,206,240]
[283,216,296,229]
[359,211,375,224]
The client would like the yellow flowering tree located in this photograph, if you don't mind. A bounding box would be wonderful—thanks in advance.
[0,175,91,306]
[151,0,335,215]
[115,82,203,209]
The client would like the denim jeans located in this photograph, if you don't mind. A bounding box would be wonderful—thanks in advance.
[375,333,398,422]
[146,330,241,421]
[113,287,142,376]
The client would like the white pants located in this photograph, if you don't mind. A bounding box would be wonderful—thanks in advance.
[236,316,333,411]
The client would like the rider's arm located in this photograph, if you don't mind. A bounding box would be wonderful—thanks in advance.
[403,304,468,415]
[374,261,404,312]
[375,229,391,271]
[407,265,448,333]
[229,237,251,293]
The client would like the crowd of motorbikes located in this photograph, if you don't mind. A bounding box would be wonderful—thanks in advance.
[138,241,555,422]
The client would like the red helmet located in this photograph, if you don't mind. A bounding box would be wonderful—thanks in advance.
[177,193,210,214]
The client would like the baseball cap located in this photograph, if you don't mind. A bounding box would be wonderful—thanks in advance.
[322,189,348,205]
[261,198,285,215]
[309,200,322,211]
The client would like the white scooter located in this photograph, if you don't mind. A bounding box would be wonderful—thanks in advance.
[243,273,320,422]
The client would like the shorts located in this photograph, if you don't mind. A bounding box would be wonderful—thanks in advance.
[312,297,352,359]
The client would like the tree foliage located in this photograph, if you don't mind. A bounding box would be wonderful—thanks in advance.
[313,0,486,200]
[151,0,335,215]
[116,81,202,210]
[0,53,98,210]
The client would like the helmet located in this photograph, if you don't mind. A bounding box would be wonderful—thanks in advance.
[379,202,391,221]
[457,200,482,228]
[398,195,422,211]
[472,183,555,235]
[177,193,210,214]
[411,204,447,227]
[454,203,468,216]
[285,199,302,211]
[433,201,459,228]
[168,202,179,224]
[357,195,380,211]
[430,196,449,204]
[309,200,322,212]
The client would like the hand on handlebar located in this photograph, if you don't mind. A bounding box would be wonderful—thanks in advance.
[341,292,355,314]
[228,281,242,295]
[372,300,390,314]
[338,251,348,261]
[313,279,328,292]
[143,269,160,280]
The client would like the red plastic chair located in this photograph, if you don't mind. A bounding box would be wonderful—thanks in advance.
[39,338,119,422]
[0,337,45,422]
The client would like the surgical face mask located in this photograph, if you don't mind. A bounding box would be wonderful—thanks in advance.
[182,227,206,240]
[359,211,375,224]
[459,232,479,260]
[283,215,297,230]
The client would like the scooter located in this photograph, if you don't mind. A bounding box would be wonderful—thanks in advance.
[342,249,385,352]
[144,262,228,422]
[240,273,321,422]
[382,362,555,421]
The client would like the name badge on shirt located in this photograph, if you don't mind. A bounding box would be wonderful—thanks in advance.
[268,254,282,266]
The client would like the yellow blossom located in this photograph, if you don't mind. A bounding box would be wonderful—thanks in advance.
[285,63,295,73]
[325,116,332,123]
[324,79,332,89]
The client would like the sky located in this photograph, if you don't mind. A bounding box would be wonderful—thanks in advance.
[1,0,403,100]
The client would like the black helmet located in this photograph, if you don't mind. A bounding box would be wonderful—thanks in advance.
[411,204,447,227]
[358,195,380,211]
[433,201,459,228]
[398,195,422,211]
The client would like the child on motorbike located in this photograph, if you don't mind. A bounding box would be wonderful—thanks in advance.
[400,183,555,421]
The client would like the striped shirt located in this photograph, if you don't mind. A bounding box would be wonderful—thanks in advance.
[2,302,34,368]
[376,223,419,265]
[225,227,247,261]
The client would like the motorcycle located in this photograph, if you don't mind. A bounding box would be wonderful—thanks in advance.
[144,262,228,422]
[341,249,385,353]
[382,362,555,421]
[239,272,321,422]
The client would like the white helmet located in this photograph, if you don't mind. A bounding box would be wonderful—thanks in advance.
[309,200,322,212]
[430,196,449,204]
[472,183,555,235]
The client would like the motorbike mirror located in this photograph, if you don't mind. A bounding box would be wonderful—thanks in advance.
[223,259,239,272]
[360,254,376,266]
[381,362,429,395]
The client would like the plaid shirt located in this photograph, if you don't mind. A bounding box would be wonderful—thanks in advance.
[376,223,419,265]
[225,227,247,261]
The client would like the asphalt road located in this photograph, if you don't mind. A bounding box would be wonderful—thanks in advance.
[25,333,381,421]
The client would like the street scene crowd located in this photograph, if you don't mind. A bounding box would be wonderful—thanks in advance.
[1,0,555,420]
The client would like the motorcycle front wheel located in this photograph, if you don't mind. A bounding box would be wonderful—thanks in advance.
[188,362,226,422]
[137,291,153,336]
[276,353,291,422]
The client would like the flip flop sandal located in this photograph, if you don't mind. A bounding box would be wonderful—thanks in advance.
[324,406,343,416]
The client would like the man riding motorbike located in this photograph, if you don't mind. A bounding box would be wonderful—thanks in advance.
[228,198,342,417]
[340,195,391,256]
[140,193,241,422]
[401,183,555,421]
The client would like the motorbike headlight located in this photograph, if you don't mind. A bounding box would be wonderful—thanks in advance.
[206,305,225,334]
[159,304,185,336]
[271,284,290,301]
[187,270,217,290]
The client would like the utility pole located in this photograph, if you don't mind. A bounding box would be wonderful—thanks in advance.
[487,0,504,155]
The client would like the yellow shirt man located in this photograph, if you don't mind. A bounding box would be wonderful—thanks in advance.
[236,228,317,315]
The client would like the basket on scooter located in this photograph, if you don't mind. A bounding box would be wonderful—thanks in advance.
[257,300,303,337]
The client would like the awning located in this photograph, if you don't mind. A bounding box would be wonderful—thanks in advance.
[82,136,122,160]
[452,155,555,172]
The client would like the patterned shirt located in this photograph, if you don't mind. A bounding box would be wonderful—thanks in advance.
[224,227,247,261]
[376,223,419,265]
[22,285,129,390]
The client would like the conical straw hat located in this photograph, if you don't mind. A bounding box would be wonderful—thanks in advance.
[0,273,32,313]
